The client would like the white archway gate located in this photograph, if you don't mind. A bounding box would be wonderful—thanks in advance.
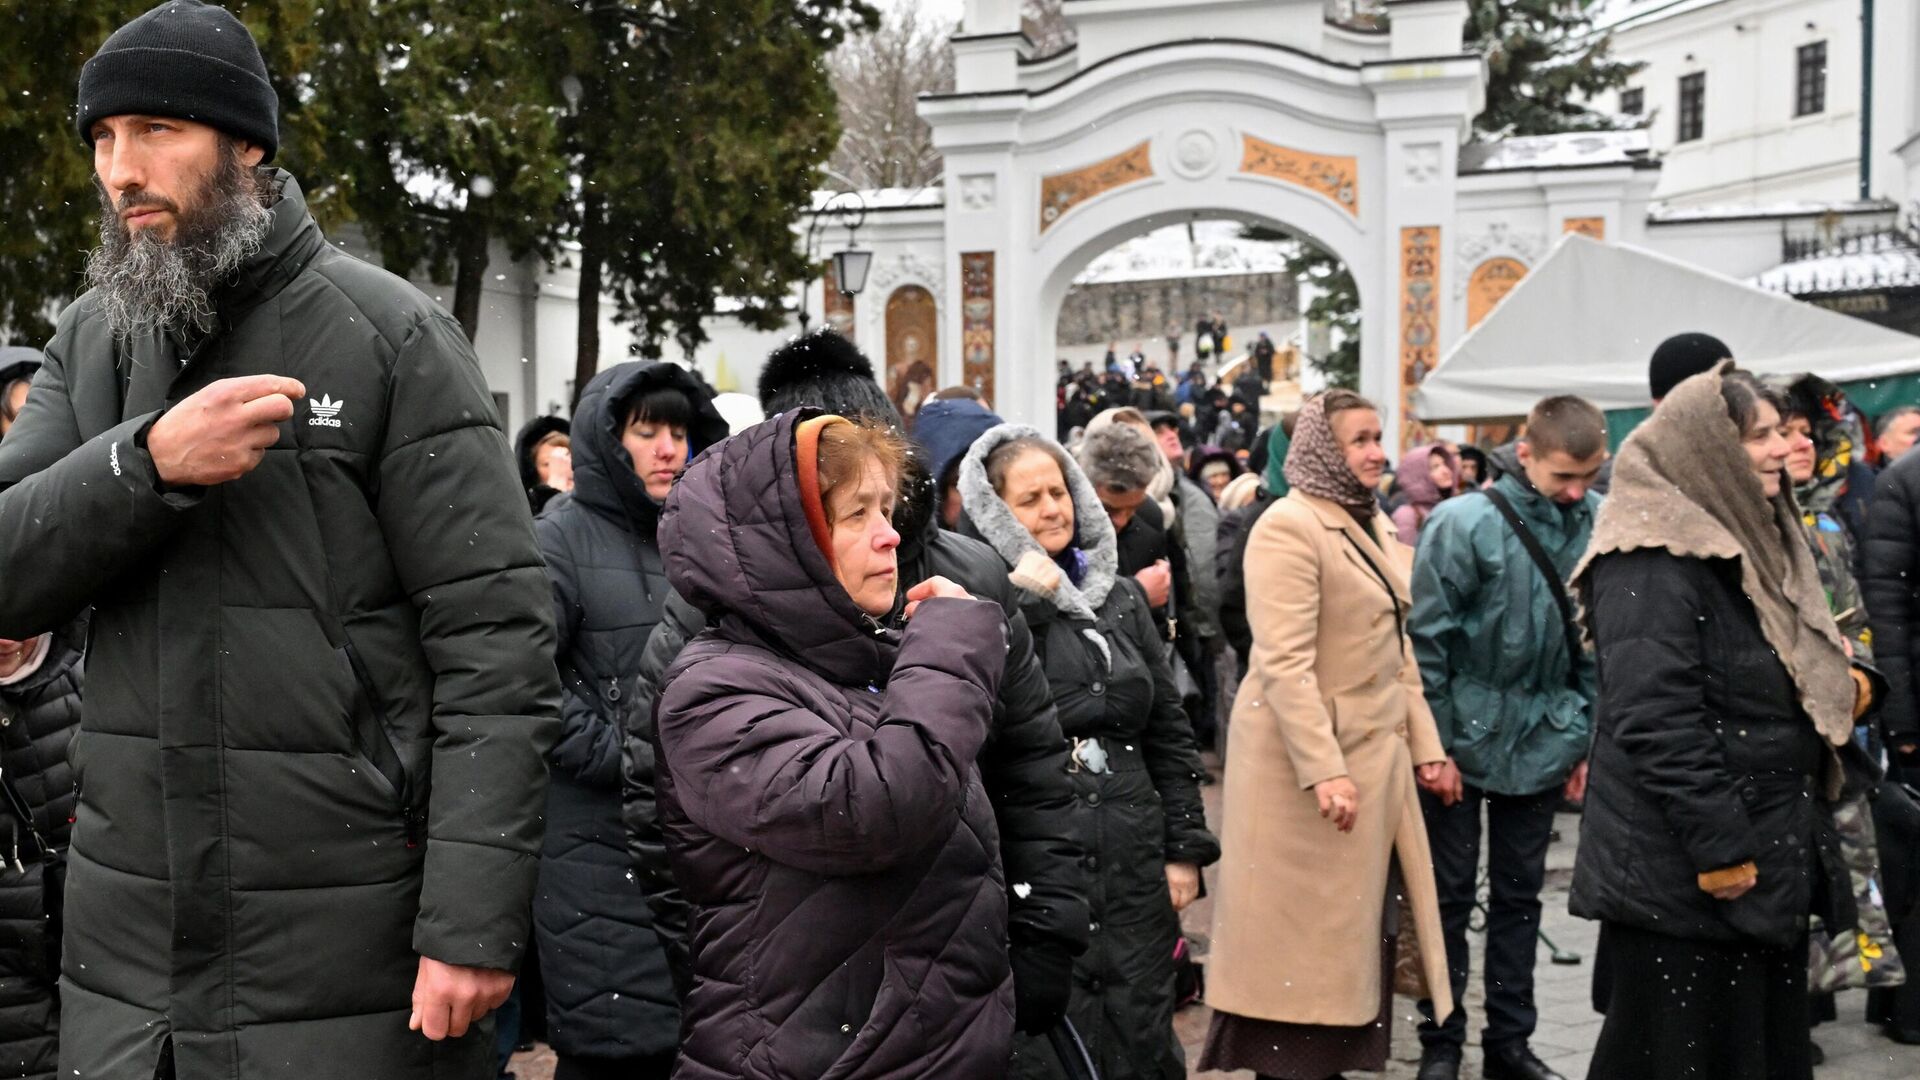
[911,0,1484,446]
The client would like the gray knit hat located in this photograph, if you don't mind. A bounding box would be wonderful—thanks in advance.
[76,1,280,161]
[1076,422,1163,494]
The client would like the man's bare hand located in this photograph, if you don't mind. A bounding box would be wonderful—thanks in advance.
[1135,559,1172,608]
[1563,760,1589,804]
[408,957,514,1041]
[1417,758,1464,807]
[1166,862,1201,911]
[146,375,305,487]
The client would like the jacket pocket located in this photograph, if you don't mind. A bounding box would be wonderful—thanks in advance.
[338,644,407,805]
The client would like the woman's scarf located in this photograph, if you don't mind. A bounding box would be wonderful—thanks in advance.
[1571,362,1855,747]
[1283,393,1376,515]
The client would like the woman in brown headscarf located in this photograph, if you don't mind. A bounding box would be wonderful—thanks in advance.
[1201,389,1454,1080]
[1569,364,1871,1080]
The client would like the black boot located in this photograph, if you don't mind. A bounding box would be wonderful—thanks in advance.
[1415,1047,1461,1080]
[1483,1043,1567,1080]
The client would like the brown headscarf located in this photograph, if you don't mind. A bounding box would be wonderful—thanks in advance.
[1571,362,1855,747]
[1283,391,1379,516]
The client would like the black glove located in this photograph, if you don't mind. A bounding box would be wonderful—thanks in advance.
[1010,944,1075,1036]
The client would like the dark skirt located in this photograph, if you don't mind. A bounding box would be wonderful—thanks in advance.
[1588,922,1811,1080]
[1196,934,1394,1079]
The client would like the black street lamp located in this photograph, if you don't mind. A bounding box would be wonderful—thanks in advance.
[799,190,870,333]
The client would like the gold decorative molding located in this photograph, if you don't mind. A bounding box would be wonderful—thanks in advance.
[1564,217,1606,241]
[1039,143,1154,232]
[1239,135,1359,217]
[1466,257,1527,330]
[1400,226,1440,450]
[960,252,996,402]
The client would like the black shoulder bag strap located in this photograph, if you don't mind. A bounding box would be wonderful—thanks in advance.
[1341,530,1405,644]
[1480,488,1583,692]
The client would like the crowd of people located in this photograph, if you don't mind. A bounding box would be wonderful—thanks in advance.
[1057,328,1285,462]
[4,6,1920,1080]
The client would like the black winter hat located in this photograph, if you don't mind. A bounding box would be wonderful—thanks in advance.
[1648,332,1731,401]
[758,330,902,426]
[76,1,279,161]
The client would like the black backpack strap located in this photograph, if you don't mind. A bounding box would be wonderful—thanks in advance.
[1479,488,1583,692]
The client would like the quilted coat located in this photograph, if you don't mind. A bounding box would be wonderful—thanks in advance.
[1865,451,1920,749]
[1570,548,1844,947]
[623,468,1089,1004]
[0,171,561,1079]
[0,620,84,1080]
[532,361,728,1059]
[955,424,1220,1080]
[653,411,1016,1079]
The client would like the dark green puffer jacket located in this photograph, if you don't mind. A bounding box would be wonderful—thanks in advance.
[0,172,561,1080]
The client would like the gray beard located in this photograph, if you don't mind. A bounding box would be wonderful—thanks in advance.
[84,158,273,342]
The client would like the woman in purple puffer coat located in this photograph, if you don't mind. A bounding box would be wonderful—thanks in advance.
[653,409,1016,1079]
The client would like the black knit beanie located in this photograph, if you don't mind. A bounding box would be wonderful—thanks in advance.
[76,1,279,161]
[1648,332,1732,401]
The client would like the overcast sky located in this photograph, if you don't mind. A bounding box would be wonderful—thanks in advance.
[874,0,967,26]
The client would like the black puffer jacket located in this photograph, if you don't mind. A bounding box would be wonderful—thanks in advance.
[1864,451,1920,748]
[1570,548,1843,947]
[624,462,1090,1019]
[0,621,83,1080]
[654,411,1015,1078]
[1215,491,1279,673]
[533,361,727,1059]
[1112,497,1184,641]
[957,426,1218,1080]
[0,172,561,1079]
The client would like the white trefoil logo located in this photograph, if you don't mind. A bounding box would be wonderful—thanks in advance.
[309,394,345,428]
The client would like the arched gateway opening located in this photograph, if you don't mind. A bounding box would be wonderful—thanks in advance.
[1050,217,1360,444]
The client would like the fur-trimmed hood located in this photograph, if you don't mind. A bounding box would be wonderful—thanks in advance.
[956,423,1118,625]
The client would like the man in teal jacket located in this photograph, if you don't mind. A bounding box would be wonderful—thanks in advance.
[1407,396,1609,1080]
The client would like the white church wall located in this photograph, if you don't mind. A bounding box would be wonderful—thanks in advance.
[1598,0,1865,207]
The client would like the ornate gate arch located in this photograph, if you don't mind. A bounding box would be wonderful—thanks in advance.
[915,0,1484,446]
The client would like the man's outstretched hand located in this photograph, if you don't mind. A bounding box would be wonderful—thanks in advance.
[146,375,305,487]
[409,957,514,1041]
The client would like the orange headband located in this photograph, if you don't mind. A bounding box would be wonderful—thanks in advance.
[794,415,850,571]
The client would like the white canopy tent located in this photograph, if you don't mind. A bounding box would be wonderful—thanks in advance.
[1414,234,1920,422]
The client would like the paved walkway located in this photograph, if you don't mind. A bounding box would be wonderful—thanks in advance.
[1174,773,1920,1079]
[509,765,1920,1080]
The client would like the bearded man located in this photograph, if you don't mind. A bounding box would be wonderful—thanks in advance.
[0,4,561,1077]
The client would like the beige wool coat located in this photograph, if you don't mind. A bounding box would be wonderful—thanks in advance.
[1205,490,1455,1026]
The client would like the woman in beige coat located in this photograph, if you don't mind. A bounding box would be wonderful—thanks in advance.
[1200,389,1454,1079]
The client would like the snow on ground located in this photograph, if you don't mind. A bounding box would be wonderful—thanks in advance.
[1072,221,1297,285]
